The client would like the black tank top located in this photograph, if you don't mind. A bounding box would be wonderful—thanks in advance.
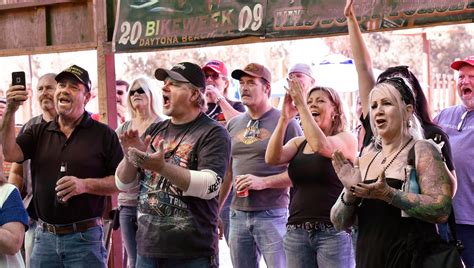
[287,140,344,224]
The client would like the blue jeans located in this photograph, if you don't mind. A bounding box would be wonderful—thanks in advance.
[119,206,138,268]
[219,191,233,244]
[456,224,474,267]
[136,254,218,268]
[30,225,106,268]
[283,225,354,268]
[229,208,287,268]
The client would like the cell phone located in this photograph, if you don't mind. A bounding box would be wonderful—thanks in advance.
[12,71,26,88]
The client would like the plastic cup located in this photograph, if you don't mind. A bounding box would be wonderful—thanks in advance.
[237,188,249,198]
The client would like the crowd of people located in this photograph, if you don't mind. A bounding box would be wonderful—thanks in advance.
[0,2,473,268]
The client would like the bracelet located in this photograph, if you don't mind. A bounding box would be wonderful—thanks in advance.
[341,192,357,206]
[216,96,225,105]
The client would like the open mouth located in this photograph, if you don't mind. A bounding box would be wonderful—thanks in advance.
[462,88,472,97]
[375,118,387,127]
[58,96,71,104]
[311,112,320,117]
[163,95,170,106]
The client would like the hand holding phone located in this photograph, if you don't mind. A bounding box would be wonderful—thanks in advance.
[12,71,26,88]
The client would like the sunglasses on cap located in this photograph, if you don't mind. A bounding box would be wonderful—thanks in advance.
[129,87,146,96]
[205,73,223,80]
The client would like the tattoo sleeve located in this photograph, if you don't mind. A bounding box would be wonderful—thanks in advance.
[389,141,452,223]
[331,190,358,230]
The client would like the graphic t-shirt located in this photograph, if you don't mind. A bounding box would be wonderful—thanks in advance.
[136,113,231,258]
[227,108,302,211]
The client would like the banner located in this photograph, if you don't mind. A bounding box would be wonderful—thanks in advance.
[113,0,474,52]
[113,0,267,52]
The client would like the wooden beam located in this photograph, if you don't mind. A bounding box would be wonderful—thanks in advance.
[0,0,85,11]
[0,42,96,57]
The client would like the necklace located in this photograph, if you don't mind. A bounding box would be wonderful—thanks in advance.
[363,136,414,181]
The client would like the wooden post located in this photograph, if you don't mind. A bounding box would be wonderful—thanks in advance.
[94,0,122,267]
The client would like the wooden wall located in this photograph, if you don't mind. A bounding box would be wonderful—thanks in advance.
[0,0,96,56]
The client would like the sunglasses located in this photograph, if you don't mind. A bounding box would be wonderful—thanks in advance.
[205,73,222,80]
[130,88,145,96]
[457,110,470,132]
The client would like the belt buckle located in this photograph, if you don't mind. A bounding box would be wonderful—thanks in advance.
[46,223,57,234]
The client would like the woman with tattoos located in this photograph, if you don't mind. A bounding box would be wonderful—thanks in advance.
[266,79,357,267]
[330,77,454,267]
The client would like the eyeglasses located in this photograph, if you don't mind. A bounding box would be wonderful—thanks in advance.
[205,73,223,80]
[130,88,145,96]
[457,110,470,132]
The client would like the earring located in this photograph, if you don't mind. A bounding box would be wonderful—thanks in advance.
[407,120,412,128]
[332,114,337,122]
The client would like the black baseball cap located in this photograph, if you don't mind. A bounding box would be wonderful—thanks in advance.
[155,62,206,92]
[55,65,92,91]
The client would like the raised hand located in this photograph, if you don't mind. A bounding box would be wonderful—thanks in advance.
[332,150,361,190]
[344,0,355,17]
[6,85,29,112]
[281,93,298,120]
[286,78,306,108]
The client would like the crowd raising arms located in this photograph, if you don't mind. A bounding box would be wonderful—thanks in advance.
[330,0,456,266]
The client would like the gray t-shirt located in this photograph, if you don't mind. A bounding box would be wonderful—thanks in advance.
[227,108,302,211]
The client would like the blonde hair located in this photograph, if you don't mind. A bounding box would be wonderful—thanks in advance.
[127,77,162,119]
[368,82,424,148]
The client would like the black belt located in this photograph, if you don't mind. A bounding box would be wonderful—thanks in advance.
[286,221,334,231]
[39,218,102,234]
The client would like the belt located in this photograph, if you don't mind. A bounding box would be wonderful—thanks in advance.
[286,221,334,231]
[39,218,102,234]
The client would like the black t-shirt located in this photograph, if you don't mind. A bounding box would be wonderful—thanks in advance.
[287,140,343,224]
[135,113,231,258]
[16,112,123,224]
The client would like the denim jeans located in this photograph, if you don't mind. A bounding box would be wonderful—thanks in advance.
[136,254,218,268]
[229,208,287,268]
[119,206,138,268]
[24,219,37,268]
[219,191,233,244]
[30,225,106,268]
[283,225,354,268]
[456,224,474,267]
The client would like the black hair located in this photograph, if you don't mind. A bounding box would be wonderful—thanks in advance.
[377,66,436,128]
[116,79,130,91]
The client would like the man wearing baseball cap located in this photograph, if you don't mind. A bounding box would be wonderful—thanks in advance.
[224,63,302,267]
[202,60,245,124]
[435,56,474,267]
[288,63,315,97]
[202,60,245,246]
[1,65,123,267]
[116,62,231,267]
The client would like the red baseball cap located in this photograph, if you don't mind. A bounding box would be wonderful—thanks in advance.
[202,60,228,76]
[450,56,474,70]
